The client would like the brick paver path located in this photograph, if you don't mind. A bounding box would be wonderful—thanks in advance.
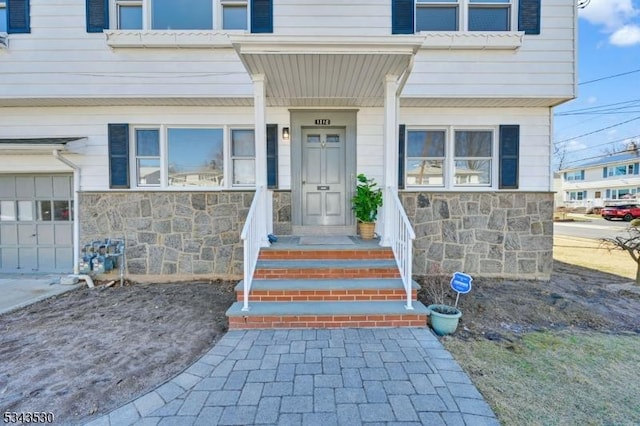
[86,328,498,426]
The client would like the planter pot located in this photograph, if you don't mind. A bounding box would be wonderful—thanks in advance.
[427,304,462,336]
[358,222,376,240]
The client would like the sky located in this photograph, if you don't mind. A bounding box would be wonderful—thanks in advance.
[553,0,640,171]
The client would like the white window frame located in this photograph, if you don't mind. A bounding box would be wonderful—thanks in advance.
[416,0,515,32]
[229,127,256,187]
[111,0,248,31]
[564,170,583,181]
[607,164,634,177]
[130,125,256,190]
[405,126,498,190]
[406,129,447,188]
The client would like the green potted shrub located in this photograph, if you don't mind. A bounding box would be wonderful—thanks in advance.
[351,173,383,240]
[422,265,462,336]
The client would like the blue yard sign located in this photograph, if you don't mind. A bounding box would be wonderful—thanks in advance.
[450,272,472,294]
[450,272,473,308]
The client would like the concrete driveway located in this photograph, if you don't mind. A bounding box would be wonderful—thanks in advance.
[0,274,81,315]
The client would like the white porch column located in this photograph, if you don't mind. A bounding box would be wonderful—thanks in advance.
[253,74,270,246]
[381,74,399,247]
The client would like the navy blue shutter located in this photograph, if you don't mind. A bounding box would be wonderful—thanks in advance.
[606,189,610,199]
[392,0,414,34]
[266,124,278,189]
[7,0,30,34]
[398,125,406,189]
[580,170,585,180]
[634,163,639,175]
[518,0,541,35]
[108,124,130,189]
[603,167,608,178]
[86,0,108,33]
[251,0,273,33]
[499,125,519,189]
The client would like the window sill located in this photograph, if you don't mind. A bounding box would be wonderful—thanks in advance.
[419,31,523,50]
[105,30,238,48]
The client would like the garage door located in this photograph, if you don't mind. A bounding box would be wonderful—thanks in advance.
[0,175,73,273]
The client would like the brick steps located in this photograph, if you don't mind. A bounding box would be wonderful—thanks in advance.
[227,239,427,330]
[235,279,418,302]
[226,301,429,329]
[254,259,400,279]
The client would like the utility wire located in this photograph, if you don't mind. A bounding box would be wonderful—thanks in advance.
[557,133,640,155]
[579,68,640,86]
[555,115,640,144]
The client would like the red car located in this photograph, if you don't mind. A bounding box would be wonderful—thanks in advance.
[601,204,640,221]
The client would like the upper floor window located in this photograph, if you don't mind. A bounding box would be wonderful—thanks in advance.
[0,2,7,33]
[112,0,248,30]
[564,170,584,181]
[416,0,512,32]
[607,164,634,177]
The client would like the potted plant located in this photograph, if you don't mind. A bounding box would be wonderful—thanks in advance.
[421,265,462,336]
[351,173,383,240]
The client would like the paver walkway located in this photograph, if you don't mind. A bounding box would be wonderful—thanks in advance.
[86,328,498,426]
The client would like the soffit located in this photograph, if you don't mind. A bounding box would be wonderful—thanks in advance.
[232,36,421,107]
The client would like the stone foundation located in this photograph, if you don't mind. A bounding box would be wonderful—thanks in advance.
[401,192,554,280]
[79,191,254,281]
[272,190,292,236]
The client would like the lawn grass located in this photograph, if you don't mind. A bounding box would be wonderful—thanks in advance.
[444,332,640,425]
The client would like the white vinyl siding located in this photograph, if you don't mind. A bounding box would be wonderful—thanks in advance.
[404,0,576,101]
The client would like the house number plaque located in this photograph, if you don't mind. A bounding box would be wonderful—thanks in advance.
[314,119,331,125]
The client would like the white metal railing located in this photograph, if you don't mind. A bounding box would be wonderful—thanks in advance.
[386,186,416,310]
[240,185,269,311]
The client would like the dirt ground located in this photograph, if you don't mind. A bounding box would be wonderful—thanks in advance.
[1,263,639,425]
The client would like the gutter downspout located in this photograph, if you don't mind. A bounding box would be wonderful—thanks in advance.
[53,150,94,288]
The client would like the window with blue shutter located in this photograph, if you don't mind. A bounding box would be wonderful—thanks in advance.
[108,124,130,189]
[86,0,108,33]
[392,0,414,34]
[580,170,585,180]
[634,163,639,175]
[266,124,278,189]
[250,0,272,33]
[603,167,608,178]
[518,0,541,35]
[606,189,610,199]
[7,0,30,34]
[499,125,519,189]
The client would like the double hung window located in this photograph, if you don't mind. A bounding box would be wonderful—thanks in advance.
[132,126,254,189]
[113,0,248,30]
[416,0,512,32]
[406,128,495,188]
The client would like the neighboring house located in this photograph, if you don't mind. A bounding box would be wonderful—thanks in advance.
[0,0,576,282]
[559,149,640,210]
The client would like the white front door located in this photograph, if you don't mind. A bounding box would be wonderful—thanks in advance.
[301,127,347,226]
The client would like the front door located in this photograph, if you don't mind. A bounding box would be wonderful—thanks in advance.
[301,127,347,226]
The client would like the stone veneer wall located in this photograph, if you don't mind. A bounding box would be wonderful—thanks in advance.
[401,192,554,280]
[79,191,255,280]
[272,190,292,236]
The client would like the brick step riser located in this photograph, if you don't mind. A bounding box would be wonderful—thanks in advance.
[259,250,395,261]
[229,314,427,329]
[236,289,417,302]
[254,269,401,279]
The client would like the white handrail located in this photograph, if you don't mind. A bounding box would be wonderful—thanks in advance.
[386,186,416,310]
[240,185,267,311]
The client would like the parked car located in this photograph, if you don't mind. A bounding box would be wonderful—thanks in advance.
[601,204,640,221]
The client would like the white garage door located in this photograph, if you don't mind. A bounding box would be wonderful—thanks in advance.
[0,175,73,273]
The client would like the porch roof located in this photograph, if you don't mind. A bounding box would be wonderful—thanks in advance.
[230,35,421,107]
